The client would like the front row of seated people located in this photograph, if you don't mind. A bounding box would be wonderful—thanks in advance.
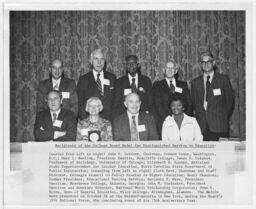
[34,90,202,142]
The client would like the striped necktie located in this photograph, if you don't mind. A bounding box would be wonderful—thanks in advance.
[52,113,57,124]
[96,73,103,96]
[130,116,139,141]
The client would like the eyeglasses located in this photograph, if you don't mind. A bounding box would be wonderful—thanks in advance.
[201,60,213,65]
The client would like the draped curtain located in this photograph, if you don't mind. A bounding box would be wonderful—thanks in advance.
[10,11,245,142]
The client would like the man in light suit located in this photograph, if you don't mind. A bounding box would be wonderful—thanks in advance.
[191,51,234,141]
[34,90,77,141]
[77,49,116,121]
[36,59,78,115]
[113,93,158,141]
[113,55,153,117]
[153,60,192,134]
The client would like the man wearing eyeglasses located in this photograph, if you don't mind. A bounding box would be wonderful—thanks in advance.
[191,51,234,141]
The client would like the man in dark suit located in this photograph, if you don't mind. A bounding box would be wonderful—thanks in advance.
[113,55,153,117]
[36,59,78,115]
[152,60,192,134]
[191,51,234,141]
[113,93,158,141]
[34,90,77,141]
[77,49,116,121]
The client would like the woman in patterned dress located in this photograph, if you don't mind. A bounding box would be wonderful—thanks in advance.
[76,97,112,141]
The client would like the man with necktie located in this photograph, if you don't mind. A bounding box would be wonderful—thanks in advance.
[152,60,192,135]
[191,51,234,141]
[36,59,78,115]
[113,93,158,141]
[113,55,153,117]
[34,90,77,141]
[77,49,116,121]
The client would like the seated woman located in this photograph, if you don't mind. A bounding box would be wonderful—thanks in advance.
[76,97,112,141]
[162,93,203,142]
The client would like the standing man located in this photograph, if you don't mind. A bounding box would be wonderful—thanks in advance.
[191,51,234,141]
[34,90,77,141]
[113,55,153,117]
[36,59,78,115]
[113,93,158,141]
[77,49,116,121]
[152,60,192,134]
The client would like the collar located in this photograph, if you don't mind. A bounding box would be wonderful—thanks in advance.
[93,69,104,80]
[164,113,193,126]
[50,108,61,118]
[52,77,61,84]
[127,111,139,122]
[128,73,138,85]
[165,77,176,87]
[203,71,214,82]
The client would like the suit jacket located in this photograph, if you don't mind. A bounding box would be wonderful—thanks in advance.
[34,108,77,141]
[191,72,234,133]
[36,76,78,115]
[77,71,116,121]
[152,79,193,131]
[113,74,153,117]
[113,112,159,141]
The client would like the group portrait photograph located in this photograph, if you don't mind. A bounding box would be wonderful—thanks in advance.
[8,9,245,143]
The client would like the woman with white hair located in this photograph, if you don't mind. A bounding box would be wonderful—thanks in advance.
[76,97,112,141]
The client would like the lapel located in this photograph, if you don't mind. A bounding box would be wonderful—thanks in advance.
[124,113,131,140]
[138,113,147,140]
[197,75,205,103]
[45,109,54,130]
[103,71,110,97]
[207,72,219,102]
[162,79,172,94]
[124,75,131,88]
[59,77,65,91]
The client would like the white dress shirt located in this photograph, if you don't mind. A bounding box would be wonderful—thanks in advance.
[165,77,176,88]
[203,71,214,110]
[52,78,61,90]
[128,73,138,88]
[162,113,203,142]
[50,109,61,122]
[93,69,104,93]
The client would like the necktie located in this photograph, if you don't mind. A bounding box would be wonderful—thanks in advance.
[130,116,139,141]
[53,82,58,90]
[170,80,175,93]
[52,113,57,123]
[206,75,211,102]
[96,73,103,96]
[131,78,137,93]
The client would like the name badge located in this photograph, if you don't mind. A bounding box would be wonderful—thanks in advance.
[53,120,63,128]
[124,89,132,95]
[138,125,146,132]
[81,128,89,136]
[213,88,221,96]
[62,92,70,99]
[103,79,110,86]
[175,87,183,93]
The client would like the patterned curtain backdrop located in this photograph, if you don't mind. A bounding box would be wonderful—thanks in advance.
[10,11,245,142]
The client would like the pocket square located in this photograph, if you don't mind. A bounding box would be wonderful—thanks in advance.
[40,126,44,131]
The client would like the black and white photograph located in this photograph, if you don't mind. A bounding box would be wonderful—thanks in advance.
[2,0,255,209]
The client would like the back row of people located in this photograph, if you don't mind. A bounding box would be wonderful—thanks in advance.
[35,49,234,141]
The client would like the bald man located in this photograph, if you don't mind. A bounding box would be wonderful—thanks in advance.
[152,60,192,134]
[36,59,78,115]
[77,49,116,121]
[113,93,158,141]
